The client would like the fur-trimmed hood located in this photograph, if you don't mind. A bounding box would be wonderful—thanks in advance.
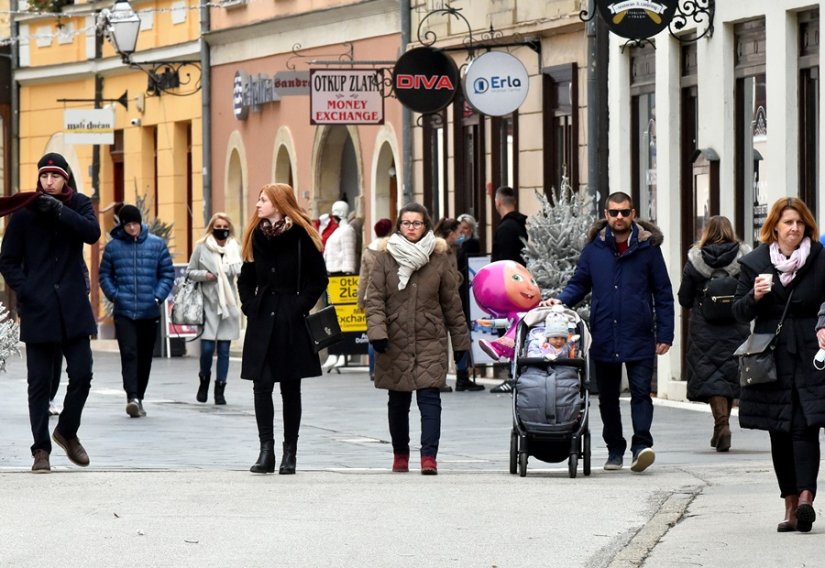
[588,218,664,247]
[687,241,751,279]
[377,235,450,255]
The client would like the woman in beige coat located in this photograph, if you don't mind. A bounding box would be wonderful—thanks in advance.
[366,203,470,475]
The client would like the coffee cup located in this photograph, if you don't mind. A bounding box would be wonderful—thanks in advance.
[758,273,773,287]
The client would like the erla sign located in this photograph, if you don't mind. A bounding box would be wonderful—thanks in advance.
[393,47,459,114]
[463,51,529,117]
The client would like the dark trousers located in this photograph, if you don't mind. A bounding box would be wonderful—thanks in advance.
[253,363,302,445]
[200,339,231,383]
[26,336,93,454]
[770,391,821,497]
[594,359,655,456]
[49,350,62,400]
[115,316,159,401]
[387,388,442,458]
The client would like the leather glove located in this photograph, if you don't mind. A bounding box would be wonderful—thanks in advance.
[371,338,389,353]
[37,194,63,216]
[454,350,467,365]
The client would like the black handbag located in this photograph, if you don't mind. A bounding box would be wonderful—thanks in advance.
[298,239,343,353]
[734,290,793,387]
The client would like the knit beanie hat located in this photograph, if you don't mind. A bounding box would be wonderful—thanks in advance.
[545,315,569,338]
[118,204,142,226]
[37,153,70,180]
[374,218,393,238]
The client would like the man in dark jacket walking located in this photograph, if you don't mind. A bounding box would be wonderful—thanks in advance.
[489,186,529,393]
[491,186,528,265]
[100,204,174,418]
[548,192,674,473]
[0,153,101,472]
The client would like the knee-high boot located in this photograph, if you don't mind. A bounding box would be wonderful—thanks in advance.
[709,396,731,452]
[250,440,276,474]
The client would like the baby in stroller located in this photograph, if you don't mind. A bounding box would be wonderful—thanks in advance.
[526,311,579,360]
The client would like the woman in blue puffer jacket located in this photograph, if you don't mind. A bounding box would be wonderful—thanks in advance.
[99,204,175,418]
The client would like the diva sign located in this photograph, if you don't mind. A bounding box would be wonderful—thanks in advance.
[310,69,385,125]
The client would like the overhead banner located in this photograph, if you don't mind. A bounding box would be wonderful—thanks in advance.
[596,0,677,40]
[310,69,384,125]
[463,51,529,117]
[393,47,459,114]
[64,108,115,144]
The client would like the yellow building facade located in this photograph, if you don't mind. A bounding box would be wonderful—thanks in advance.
[14,0,204,324]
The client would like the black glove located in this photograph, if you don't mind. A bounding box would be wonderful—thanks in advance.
[371,338,389,353]
[37,194,63,216]
[454,350,467,364]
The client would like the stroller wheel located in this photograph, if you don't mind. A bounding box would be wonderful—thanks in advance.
[568,453,578,478]
[583,431,591,476]
[509,430,518,475]
[518,452,528,477]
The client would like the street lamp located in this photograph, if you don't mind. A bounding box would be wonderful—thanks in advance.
[99,0,201,96]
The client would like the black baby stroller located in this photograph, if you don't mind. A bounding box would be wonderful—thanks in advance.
[509,306,591,478]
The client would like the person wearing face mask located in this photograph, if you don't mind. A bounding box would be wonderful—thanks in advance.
[238,184,328,475]
[186,213,243,404]
[100,204,175,418]
[455,214,485,391]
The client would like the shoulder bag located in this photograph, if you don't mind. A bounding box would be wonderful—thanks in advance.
[298,239,343,353]
[171,276,204,326]
[734,290,793,387]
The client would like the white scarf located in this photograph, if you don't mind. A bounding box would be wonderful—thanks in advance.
[769,237,811,287]
[205,235,243,318]
[386,231,436,290]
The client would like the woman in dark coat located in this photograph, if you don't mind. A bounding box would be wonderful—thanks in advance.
[732,197,825,533]
[678,216,751,452]
[238,183,328,475]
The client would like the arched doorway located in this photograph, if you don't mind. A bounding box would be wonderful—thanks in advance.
[274,144,293,187]
[373,141,397,223]
[313,125,362,219]
[225,148,245,228]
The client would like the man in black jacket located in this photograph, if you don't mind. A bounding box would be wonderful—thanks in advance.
[0,153,101,473]
[490,186,528,393]
[491,186,528,265]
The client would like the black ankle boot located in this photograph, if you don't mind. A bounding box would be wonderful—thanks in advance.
[214,382,227,405]
[197,373,210,403]
[250,440,276,474]
[279,442,297,475]
[455,369,485,392]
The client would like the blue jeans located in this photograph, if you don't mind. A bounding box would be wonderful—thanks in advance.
[387,388,442,457]
[456,350,469,372]
[368,343,375,378]
[200,339,231,383]
[594,359,654,456]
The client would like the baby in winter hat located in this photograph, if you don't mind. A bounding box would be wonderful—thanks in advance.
[526,313,576,359]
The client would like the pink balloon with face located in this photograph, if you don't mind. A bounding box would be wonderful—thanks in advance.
[473,261,541,318]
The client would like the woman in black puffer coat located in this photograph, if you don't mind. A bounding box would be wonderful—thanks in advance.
[733,198,825,534]
[678,216,750,452]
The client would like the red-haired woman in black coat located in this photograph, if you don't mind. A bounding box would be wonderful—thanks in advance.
[238,183,328,475]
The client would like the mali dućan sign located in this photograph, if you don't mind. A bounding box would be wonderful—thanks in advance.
[310,69,384,125]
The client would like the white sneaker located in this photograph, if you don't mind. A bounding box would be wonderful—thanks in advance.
[126,399,141,418]
[48,400,61,416]
[630,448,655,473]
[332,354,346,367]
[322,354,338,369]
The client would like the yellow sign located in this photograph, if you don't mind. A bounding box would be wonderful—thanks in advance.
[327,275,361,304]
[335,303,366,333]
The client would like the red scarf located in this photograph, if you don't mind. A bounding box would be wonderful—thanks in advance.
[0,183,75,218]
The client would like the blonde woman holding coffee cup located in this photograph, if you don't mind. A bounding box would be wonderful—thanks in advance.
[732,197,825,533]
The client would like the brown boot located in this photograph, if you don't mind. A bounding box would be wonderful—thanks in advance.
[777,495,799,532]
[709,396,731,452]
[796,490,816,533]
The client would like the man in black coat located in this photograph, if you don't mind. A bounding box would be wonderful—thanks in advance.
[0,153,101,473]
[490,186,528,393]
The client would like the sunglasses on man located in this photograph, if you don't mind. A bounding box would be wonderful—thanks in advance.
[606,208,633,218]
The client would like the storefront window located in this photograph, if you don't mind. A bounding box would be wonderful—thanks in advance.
[543,63,577,195]
[634,93,657,222]
[799,10,819,221]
